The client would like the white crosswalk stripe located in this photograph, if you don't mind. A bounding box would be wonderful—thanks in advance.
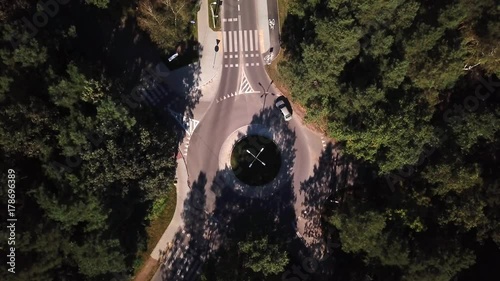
[233,31,238,52]
[244,30,248,52]
[238,30,243,54]
[228,31,232,52]
[254,30,259,51]
[249,30,254,51]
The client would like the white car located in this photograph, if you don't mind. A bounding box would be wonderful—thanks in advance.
[275,100,292,121]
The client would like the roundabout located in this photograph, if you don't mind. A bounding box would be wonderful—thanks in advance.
[218,124,290,198]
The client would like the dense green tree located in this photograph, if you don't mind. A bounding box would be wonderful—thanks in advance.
[0,1,180,280]
[238,236,289,276]
[137,0,197,52]
[282,1,499,281]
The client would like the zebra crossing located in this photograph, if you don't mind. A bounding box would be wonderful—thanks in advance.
[223,30,260,54]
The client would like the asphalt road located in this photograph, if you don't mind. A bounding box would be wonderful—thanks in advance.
[150,1,328,280]
[189,0,323,214]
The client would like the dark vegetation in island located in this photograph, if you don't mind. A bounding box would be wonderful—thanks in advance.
[0,0,199,280]
[231,135,282,186]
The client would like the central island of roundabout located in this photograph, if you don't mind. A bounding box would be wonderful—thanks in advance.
[218,124,290,199]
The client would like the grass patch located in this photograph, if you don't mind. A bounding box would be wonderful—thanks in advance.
[277,0,289,30]
[133,185,177,278]
[208,1,221,31]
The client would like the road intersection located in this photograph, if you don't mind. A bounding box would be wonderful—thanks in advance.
[146,0,341,280]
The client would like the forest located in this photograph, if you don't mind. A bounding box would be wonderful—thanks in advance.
[278,0,500,280]
[0,0,197,280]
[0,0,499,281]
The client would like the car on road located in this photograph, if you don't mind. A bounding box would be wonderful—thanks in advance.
[275,99,292,121]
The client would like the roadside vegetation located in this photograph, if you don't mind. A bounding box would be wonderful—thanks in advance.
[0,1,184,280]
[277,0,500,280]
[137,0,200,68]
[133,185,177,279]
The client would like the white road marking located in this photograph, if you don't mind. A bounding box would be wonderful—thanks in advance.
[239,72,256,93]
[249,30,254,51]
[233,31,238,52]
[251,63,254,66]
[250,54,254,57]
[243,30,248,51]
[235,54,238,58]
[238,30,243,54]
[230,64,233,67]
[256,63,259,66]
[224,55,227,59]
[245,54,248,57]
[228,31,232,52]
[254,30,259,50]
[238,4,240,11]
[223,18,227,22]
[230,54,233,58]
[233,17,238,21]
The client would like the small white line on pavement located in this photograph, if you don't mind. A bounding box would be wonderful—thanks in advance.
[228,18,232,22]
[235,54,238,58]
[256,63,259,66]
[233,17,238,21]
[224,64,228,67]
[250,54,254,57]
[238,4,240,11]
[251,63,254,66]
[245,54,248,57]
[230,64,233,67]
[235,64,239,67]
[228,31,232,52]
[245,63,249,66]
[224,55,227,58]
[223,18,227,22]
[230,54,233,58]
